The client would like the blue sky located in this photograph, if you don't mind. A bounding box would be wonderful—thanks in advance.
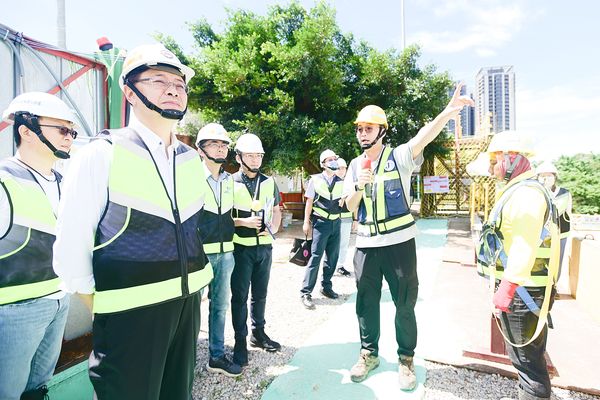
[4,0,599,160]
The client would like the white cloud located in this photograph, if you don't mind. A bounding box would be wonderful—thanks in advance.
[409,1,526,56]
[516,82,600,160]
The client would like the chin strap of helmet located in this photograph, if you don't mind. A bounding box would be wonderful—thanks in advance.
[503,153,523,182]
[199,143,228,171]
[15,113,70,159]
[125,79,187,120]
[360,126,387,150]
[237,151,260,173]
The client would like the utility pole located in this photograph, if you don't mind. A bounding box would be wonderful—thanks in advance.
[57,0,66,48]
[400,0,406,50]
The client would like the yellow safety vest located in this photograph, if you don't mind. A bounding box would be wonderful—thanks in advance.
[232,172,275,246]
[356,146,415,237]
[311,173,343,220]
[200,170,235,254]
[92,128,213,314]
[0,160,60,305]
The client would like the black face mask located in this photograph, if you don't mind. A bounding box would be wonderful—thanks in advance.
[360,126,386,150]
[125,79,187,120]
[14,113,70,159]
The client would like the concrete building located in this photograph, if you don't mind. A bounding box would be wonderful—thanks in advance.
[475,66,516,134]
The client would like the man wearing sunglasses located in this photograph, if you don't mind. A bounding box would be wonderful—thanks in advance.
[0,92,77,399]
[53,44,213,399]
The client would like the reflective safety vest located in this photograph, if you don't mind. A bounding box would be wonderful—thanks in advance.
[554,187,571,239]
[232,172,275,246]
[199,170,235,254]
[311,173,343,220]
[477,176,559,288]
[340,203,352,220]
[356,146,415,237]
[92,128,213,314]
[0,160,60,305]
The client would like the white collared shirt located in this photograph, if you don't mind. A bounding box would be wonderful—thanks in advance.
[53,114,180,294]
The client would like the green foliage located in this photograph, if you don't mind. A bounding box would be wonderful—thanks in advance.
[555,153,600,214]
[159,1,453,174]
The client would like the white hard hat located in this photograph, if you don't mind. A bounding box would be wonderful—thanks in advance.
[2,92,78,126]
[337,158,347,168]
[537,161,558,175]
[119,44,195,91]
[195,123,231,146]
[319,149,338,164]
[234,133,264,153]
[486,130,534,157]
[466,152,491,177]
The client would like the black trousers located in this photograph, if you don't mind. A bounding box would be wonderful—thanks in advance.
[231,244,272,339]
[89,293,201,400]
[353,239,419,357]
[300,217,340,295]
[499,287,554,399]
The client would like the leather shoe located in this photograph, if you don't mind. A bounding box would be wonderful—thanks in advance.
[320,287,339,299]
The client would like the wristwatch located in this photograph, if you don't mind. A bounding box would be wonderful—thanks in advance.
[354,184,364,191]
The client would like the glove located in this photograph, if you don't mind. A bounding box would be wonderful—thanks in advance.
[493,279,519,313]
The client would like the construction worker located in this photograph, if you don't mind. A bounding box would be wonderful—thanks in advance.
[0,92,76,400]
[343,85,473,389]
[300,149,343,310]
[53,44,213,399]
[195,123,242,377]
[230,133,282,367]
[537,161,572,267]
[335,157,353,277]
[477,131,559,400]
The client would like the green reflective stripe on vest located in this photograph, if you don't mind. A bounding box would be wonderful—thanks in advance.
[93,265,213,314]
[537,247,551,259]
[314,178,343,199]
[0,175,55,234]
[175,151,208,222]
[203,241,234,254]
[477,264,549,287]
[341,211,352,219]
[559,231,570,239]
[233,233,272,246]
[0,278,60,305]
[203,177,234,214]
[377,213,415,232]
[312,207,340,220]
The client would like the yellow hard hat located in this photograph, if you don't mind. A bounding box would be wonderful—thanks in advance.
[486,130,534,157]
[354,105,388,129]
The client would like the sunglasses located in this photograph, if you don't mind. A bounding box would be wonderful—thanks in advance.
[38,124,78,139]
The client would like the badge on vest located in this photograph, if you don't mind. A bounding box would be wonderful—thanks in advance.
[384,160,396,172]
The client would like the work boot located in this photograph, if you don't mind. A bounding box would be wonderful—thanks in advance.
[233,338,248,367]
[207,356,243,377]
[350,349,380,383]
[250,328,281,352]
[398,355,417,391]
[20,385,49,400]
[320,287,339,299]
[337,267,352,277]
[301,294,315,309]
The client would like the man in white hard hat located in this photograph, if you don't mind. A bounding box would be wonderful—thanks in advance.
[230,133,282,367]
[343,85,473,389]
[537,161,572,269]
[0,92,77,399]
[300,149,344,309]
[195,123,242,377]
[335,157,354,277]
[53,44,213,399]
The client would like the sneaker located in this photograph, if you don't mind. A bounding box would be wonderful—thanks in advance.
[320,287,339,299]
[398,355,417,391]
[337,267,352,277]
[350,350,380,383]
[207,356,243,377]
[250,328,281,352]
[301,294,315,309]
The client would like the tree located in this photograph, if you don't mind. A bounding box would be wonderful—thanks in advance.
[160,1,453,174]
[555,153,600,214]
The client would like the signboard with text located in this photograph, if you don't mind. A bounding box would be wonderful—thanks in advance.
[423,176,450,194]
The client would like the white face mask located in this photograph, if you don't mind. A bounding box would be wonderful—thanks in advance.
[540,175,556,189]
